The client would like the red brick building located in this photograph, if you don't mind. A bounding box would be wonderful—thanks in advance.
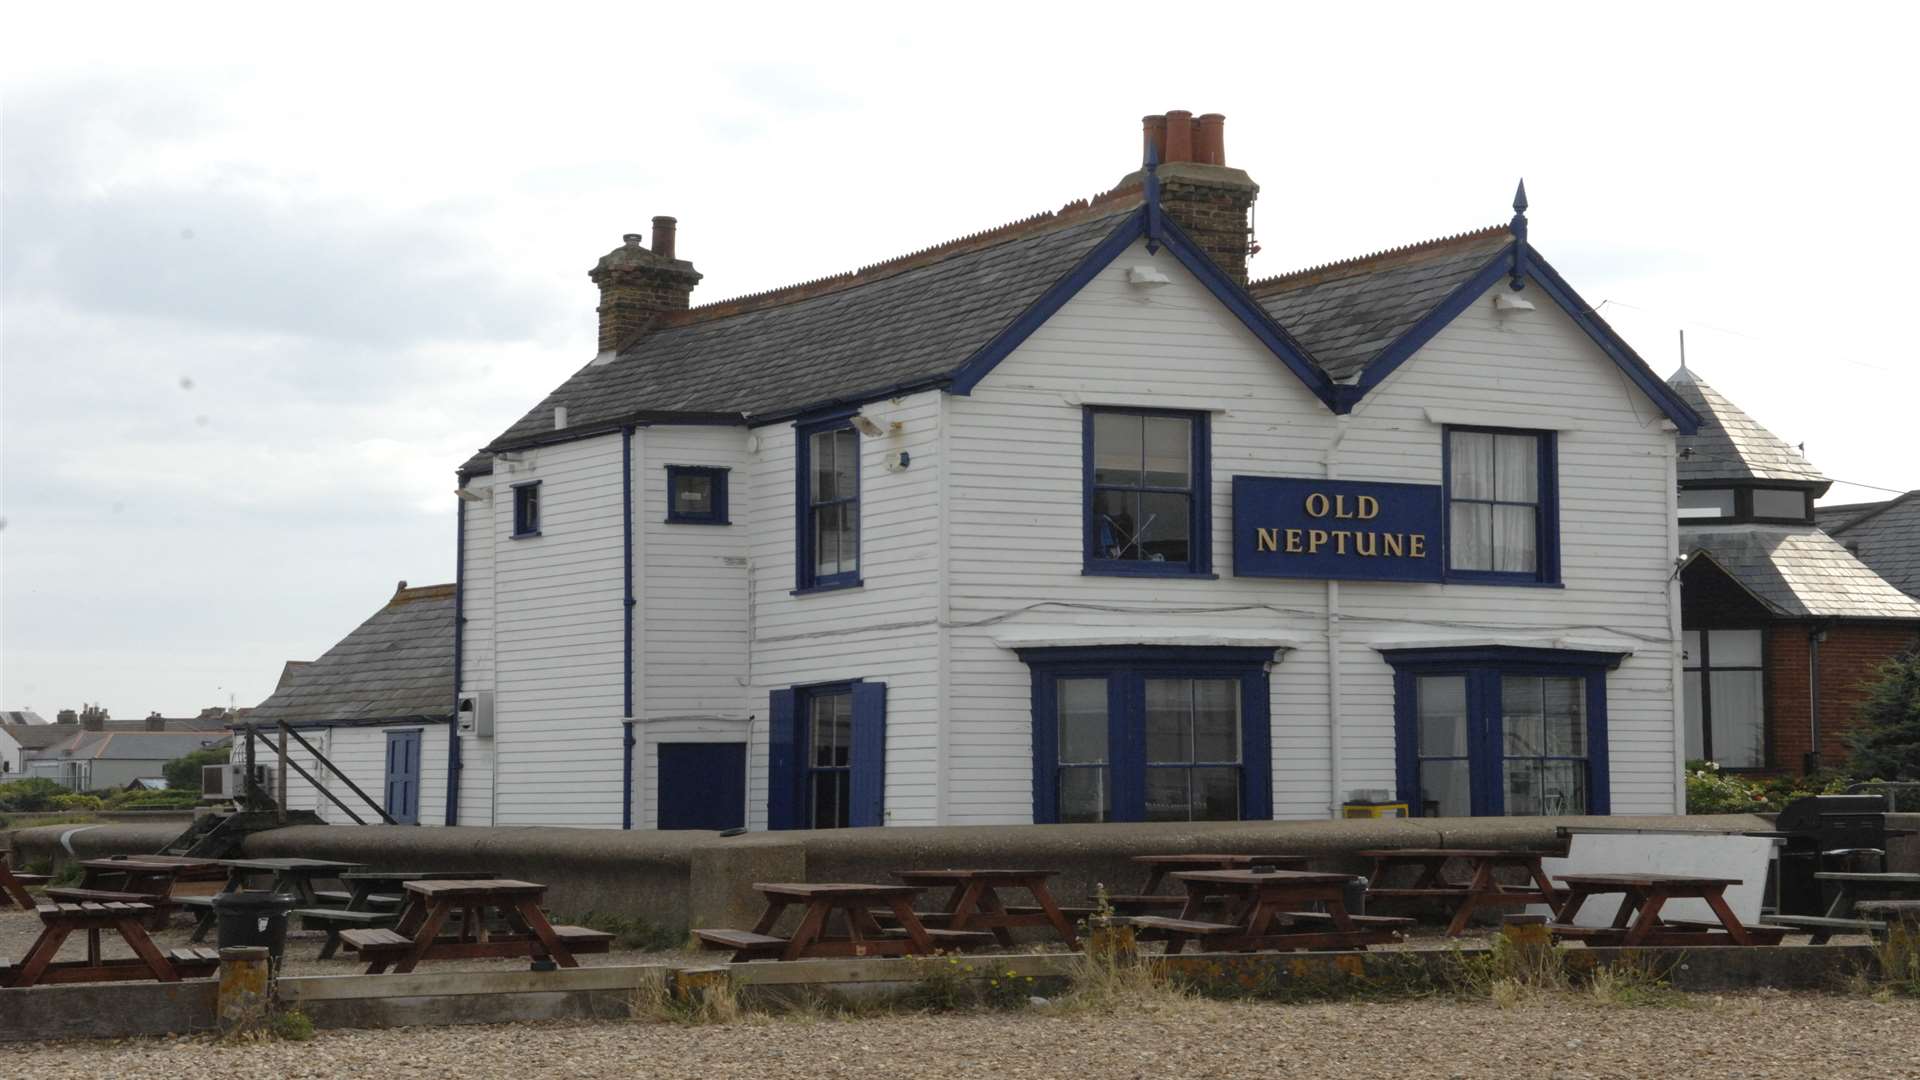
[1670,369,1920,775]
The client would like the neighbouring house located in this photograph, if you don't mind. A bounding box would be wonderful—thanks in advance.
[1,710,56,777]
[1668,368,1920,774]
[240,583,454,826]
[15,707,236,789]
[328,106,1723,833]
[1818,492,1920,603]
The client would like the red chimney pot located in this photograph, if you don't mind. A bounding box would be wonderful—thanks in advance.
[1198,113,1226,166]
[1140,114,1167,164]
[1164,110,1194,163]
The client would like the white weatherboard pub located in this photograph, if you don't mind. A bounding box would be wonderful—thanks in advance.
[269,111,1705,831]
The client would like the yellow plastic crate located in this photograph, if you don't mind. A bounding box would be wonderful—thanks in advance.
[1341,802,1409,819]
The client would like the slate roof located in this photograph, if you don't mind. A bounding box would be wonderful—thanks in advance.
[4,725,92,750]
[1247,226,1513,381]
[478,202,1143,464]
[44,731,230,761]
[1667,368,1827,486]
[246,584,455,725]
[1682,525,1920,620]
[1820,492,1920,601]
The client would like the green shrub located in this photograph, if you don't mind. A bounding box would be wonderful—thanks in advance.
[1684,760,1854,814]
[163,747,230,793]
[0,778,70,812]
[106,788,202,810]
[50,793,105,811]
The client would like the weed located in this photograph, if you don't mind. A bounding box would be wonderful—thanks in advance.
[1854,930,1920,998]
[631,970,742,1024]
[1047,950,1189,1015]
[902,954,976,1011]
[269,1009,316,1041]
[1583,956,1691,1008]
[50,862,83,886]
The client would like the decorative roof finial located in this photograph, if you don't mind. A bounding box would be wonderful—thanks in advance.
[1508,178,1529,291]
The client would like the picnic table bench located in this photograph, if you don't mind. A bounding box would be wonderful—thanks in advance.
[1549,873,1787,947]
[339,878,610,975]
[1,854,47,911]
[1,902,218,987]
[1142,870,1410,954]
[1360,848,1567,936]
[297,870,497,959]
[1855,900,1920,936]
[1771,872,1920,942]
[1110,854,1311,914]
[187,857,364,942]
[892,869,1081,949]
[696,883,991,962]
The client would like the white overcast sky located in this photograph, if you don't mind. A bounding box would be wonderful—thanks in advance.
[3,3,1916,718]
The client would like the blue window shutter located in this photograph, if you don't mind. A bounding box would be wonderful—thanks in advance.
[1240,669,1272,821]
[849,681,887,827]
[767,689,799,830]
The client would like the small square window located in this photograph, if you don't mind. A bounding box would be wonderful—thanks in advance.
[511,482,541,538]
[666,466,729,525]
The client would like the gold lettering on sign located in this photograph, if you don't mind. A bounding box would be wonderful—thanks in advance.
[1355,532,1378,557]
[1409,534,1427,558]
[1357,495,1380,520]
[1304,493,1330,518]
[1285,528,1303,553]
[1257,528,1279,552]
[1383,534,1405,557]
[1333,530,1350,555]
[1308,529,1328,554]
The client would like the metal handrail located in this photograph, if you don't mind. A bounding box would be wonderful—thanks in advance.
[242,723,399,825]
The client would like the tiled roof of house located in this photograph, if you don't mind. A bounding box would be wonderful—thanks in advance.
[6,725,92,750]
[1247,226,1513,381]
[1667,369,1827,486]
[48,731,230,761]
[477,201,1144,462]
[1682,525,1920,620]
[1819,492,1920,601]
[245,584,455,725]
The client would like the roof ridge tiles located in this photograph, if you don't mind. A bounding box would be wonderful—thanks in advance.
[667,185,1142,326]
[1249,223,1508,293]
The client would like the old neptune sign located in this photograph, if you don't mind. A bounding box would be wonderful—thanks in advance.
[1231,477,1444,582]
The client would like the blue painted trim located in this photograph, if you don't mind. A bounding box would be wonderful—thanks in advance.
[621,428,634,719]
[794,417,861,593]
[1439,425,1561,586]
[1017,645,1279,824]
[622,720,635,830]
[1384,644,1622,818]
[789,581,864,597]
[446,495,465,826]
[849,681,887,828]
[664,465,730,525]
[1081,406,1212,577]
[1345,242,1702,434]
[511,479,541,538]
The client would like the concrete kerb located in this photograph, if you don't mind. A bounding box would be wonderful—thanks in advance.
[0,943,1885,1041]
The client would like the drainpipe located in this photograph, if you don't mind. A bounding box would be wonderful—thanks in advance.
[622,721,635,830]
[621,426,636,827]
[446,489,465,826]
[1806,623,1828,774]
[1325,416,1349,818]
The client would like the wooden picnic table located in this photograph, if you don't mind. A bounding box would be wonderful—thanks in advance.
[1,853,46,911]
[45,858,205,929]
[340,878,611,974]
[300,870,500,959]
[1,902,218,987]
[1359,848,1567,936]
[696,883,990,962]
[893,869,1081,948]
[1549,873,1787,947]
[188,857,364,942]
[1138,869,1410,954]
[1771,872,1920,943]
[1111,854,1312,914]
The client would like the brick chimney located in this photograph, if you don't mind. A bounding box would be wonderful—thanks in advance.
[56,709,77,725]
[80,705,108,731]
[589,217,702,358]
[1119,111,1260,284]
[146,711,168,731]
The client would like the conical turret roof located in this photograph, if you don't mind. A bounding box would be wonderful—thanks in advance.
[1667,368,1827,487]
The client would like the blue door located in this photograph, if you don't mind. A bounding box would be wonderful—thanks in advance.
[657,743,746,830]
[384,729,422,825]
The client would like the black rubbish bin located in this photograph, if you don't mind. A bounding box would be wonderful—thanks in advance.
[213,891,297,965]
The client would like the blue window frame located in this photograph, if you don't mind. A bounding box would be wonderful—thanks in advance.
[665,465,729,525]
[1084,407,1212,577]
[767,681,886,829]
[1018,646,1272,824]
[1385,646,1622,817]
[1441,426,1558,584]
[511,480,541,538]
[794,416,861,592]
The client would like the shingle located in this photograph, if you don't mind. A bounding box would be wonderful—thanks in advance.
[1667,369,1826,485]
[1683,525,1920,619]
[246,585,455,724]
[1821,492,1920,601]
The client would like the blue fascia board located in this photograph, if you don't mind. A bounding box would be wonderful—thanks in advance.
[948,208,1340,408]
[1345,242,1703,435]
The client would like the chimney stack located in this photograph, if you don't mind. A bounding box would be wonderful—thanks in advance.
[146,711,167,732]
[80,705,108,731]
[56,709,77,725]
[1123,111,1260,283]
[589,219,703,358]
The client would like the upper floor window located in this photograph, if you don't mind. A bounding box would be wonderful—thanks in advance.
[1682,629,1766,768]
[795,420,860,592]
[1085,408,1211,577]
[665,465,729,525]
[1444,427,1558,584]
[511,481,541,538]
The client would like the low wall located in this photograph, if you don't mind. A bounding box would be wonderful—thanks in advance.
[7,814,1794,933]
